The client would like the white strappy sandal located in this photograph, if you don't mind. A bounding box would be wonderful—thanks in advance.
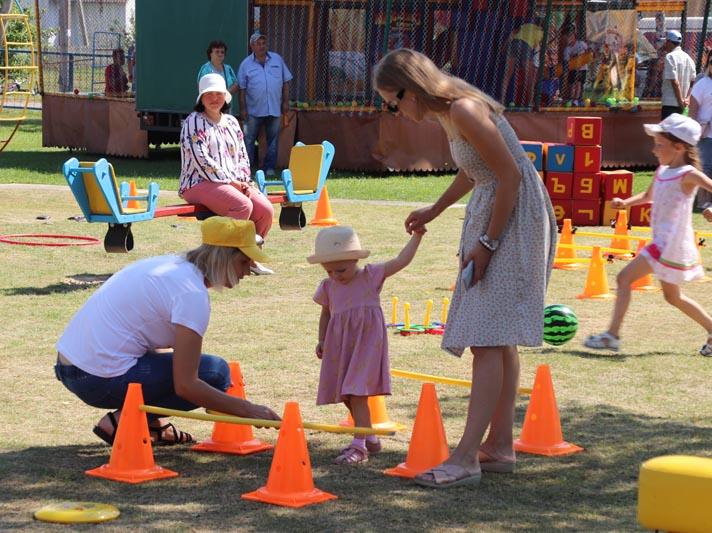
[583,332,620,351]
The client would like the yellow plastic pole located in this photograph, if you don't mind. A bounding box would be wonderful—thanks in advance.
[390,296,398,324]
[423,299,433,328]
[404,302,411,329]
[391,369,532,395]
[574,231,650,242]
[441,297,449,324]
[139,405,397,436]
[557,243,639,254]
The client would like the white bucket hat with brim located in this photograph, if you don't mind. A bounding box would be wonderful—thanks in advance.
[196,73,232,105]
[307,226,370,264]
[644,113,701,146]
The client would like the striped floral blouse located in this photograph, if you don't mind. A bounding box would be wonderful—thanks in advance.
[179,111,251,196]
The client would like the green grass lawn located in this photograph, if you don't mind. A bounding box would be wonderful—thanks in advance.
[1,112,710,532]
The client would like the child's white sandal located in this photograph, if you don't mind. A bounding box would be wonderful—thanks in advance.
[584,332,620,351]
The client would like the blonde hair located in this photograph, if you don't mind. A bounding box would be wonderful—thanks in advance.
[373,48,504,121]
[185,244,245,289]
[660,132,702,171]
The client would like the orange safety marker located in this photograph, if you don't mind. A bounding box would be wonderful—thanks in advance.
[384,383,449,478]
[514,365,583,456]
[609,210,633,259]
[192,362,273,455]
[127,180,139,209]
[86,383,178,483]
[309,186,338,226]
[555,219,584,270]
[631,239,659,292]
[242,402,337,508]
[576,246,615,300]
[339,395,406,432]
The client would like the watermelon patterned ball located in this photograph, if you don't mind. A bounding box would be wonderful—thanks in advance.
[543,304,578,346]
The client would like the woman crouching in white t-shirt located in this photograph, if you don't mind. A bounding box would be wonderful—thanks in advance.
[55,217,280,445]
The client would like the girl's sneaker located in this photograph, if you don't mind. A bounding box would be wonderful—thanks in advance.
[583,332,619,351]
[700,341,712,357]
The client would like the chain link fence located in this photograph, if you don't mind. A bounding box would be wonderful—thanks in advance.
[251,0,710,112]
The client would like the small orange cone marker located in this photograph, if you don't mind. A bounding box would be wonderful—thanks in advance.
[127,180,139,209]
[610,210,633,259]
[555,219,584,270]
[309,186,338,226]
[576,246,615,299]
[514,365,583,456]
[242,402,337,508]
[192,362,273,455]
[339,395,406,432]
[384,383,449,478]
[631,239,658,292]
[86,383,178,483]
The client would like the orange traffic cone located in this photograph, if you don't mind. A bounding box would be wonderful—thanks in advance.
[339,395,406,432]
[610,210,633,259]
[127,180,139,209]
[242,402,337,508]
[576,246,615,300]
[309,186,338,226]
[384,383,449,478]
[86,383,178,483]
[631,239,658,292]
[514,365,583,456]
[554,219,584,270]
[192,362,273,455]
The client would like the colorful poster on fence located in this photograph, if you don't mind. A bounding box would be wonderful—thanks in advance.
[586,9,636,102]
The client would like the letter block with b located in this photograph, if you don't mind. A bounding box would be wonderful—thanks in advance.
[566,116,602,146]
[572,172,602,200]
[520,141,543,171]
[546,172,573,199]
[545,143,574,173]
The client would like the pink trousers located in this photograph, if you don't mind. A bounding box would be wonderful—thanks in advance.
[182,181,274,238]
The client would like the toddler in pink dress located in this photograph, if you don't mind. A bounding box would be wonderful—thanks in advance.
[585,114,712,355]
[308,225,425,464]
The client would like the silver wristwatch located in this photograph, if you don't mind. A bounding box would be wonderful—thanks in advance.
[479,234,499,252]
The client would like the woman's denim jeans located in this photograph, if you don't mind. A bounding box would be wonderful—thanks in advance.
[54,352,231,420]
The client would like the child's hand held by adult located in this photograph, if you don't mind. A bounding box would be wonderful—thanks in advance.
[405,205,436,234]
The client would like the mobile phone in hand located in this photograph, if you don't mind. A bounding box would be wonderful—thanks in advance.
[461,260,474,289]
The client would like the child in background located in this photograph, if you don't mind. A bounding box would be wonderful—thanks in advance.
[585,114,712,355]
[307,225,425,464]
[563,29,589,106]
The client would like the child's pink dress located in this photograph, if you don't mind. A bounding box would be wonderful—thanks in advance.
[314,264,391,405]
[641,164,703,284]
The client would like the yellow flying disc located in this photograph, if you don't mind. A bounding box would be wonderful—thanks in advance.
[34,502,120,524]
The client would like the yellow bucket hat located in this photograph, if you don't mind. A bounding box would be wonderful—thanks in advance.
[201,217,268,263]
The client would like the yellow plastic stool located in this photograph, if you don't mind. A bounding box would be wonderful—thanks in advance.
[638,455,712,533]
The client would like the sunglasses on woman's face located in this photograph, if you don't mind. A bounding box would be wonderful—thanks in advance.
[386,89,405,114]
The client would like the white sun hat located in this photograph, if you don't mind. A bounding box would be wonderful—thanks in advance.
[307,226,370,264]
[196,73,232,105]
[643,113,701,146]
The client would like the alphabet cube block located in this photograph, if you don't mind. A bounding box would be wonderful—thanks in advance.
[521,141,543,171]
[630,202,652,227]
[572,200,602,226]
[600,170,634,200]
[545,172,573,199]
[550,199,573,224]
[602,201,631,228]
[572,172,602,200]
[566,116,602,146]
[574,145,602,173]
[545,143,574,172]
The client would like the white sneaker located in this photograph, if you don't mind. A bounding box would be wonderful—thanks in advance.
[699,341,712,357]
[250,261,274,275]
[583,332,620,351]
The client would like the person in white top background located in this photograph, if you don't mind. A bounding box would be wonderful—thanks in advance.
[660,30,696,119]
[690,53,712,209]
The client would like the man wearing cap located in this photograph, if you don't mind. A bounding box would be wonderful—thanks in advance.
[55,217,280,446]
[237,31,292,178]
[661,29,696,120]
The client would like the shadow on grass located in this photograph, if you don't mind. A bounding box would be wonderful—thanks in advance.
[1,405,710,531]
[1,273,112,295]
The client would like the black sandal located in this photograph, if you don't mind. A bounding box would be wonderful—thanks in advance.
[149,422,194,446]
[92,411,118,445]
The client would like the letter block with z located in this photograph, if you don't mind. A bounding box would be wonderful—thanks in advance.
[600,170,633,200]
[566,116,602,146]
[630,202,652,227]
[545,172,573,199]
[572,172,602,200]
[572,200,602,226]
[574,145,601,173]
[550,199,573,224]
[520,141,543,171]
[545,143,574,172]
